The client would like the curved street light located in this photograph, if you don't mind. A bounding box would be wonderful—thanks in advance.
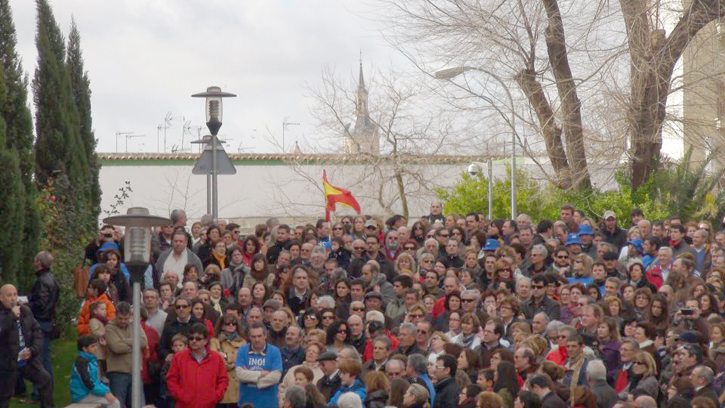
[435,66,517,219]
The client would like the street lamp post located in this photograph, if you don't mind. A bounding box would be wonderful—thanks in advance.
[103,208,171,408]
[192,87,236,224]
[435,66,517,219]
[468,160,494,219]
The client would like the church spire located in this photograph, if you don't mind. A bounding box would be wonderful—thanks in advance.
[355,54,369,118]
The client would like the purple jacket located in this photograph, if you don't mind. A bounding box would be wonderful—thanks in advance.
[600,339,621,384]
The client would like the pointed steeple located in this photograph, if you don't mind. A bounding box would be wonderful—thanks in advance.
[355,54,369,118]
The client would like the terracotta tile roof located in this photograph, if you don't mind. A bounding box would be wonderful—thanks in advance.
[97,152,504,164]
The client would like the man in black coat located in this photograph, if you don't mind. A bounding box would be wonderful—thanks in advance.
[692,365,719,408]
[317,351,342,402]
[28,251,60,383]
[432,354,460,408]
[0,284,54,408]
[530,373,567,408]
[157,297,197,360]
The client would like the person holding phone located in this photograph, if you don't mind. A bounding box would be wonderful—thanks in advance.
[0,284,54,408]
[674,299,710,341]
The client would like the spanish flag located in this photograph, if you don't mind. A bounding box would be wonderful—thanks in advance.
[322,170,361,221]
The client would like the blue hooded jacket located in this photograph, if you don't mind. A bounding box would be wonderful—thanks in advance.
[70,351,111,402]
[329,378,367,407]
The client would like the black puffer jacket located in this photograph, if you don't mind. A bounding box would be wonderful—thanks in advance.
[365,389,389,408]
[0,304,43,372]
[28,268,60,321]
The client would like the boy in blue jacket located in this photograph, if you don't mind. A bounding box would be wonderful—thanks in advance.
[70,335,120,408]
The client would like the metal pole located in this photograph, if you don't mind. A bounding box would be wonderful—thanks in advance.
[206,173,211,214]
[131,280,142,408]
[212,135,219,224]
[488,159,493,220]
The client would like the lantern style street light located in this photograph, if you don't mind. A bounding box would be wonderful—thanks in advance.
[103,207,171,408]
[192,87,236,223]
[435,66,518,219]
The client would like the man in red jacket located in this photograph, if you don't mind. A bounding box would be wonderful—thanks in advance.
[166,323,228,408]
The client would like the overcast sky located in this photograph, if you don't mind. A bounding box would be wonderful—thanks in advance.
[10,0,683,158]
[10,0,404,154]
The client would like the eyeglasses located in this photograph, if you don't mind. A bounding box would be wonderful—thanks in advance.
[426,234,436,238]
[439,234,450,238]
[175,304,190,309]
[462,299,475,303]
[337,329,348,334]
[353,246,365,250]
[189,336,206,342]
[352,307,365,312]
[224,322,237,326]
[557,255,569,259]
[334,227,343,230]
[305,315,318,320]
[633,361,645,366]
[410,313,423,318]
[532,285,545,289]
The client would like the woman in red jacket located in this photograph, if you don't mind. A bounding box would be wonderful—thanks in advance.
[166,323,228,408]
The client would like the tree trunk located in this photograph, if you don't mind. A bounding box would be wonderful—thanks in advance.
[626,0,724,189]
[542,0,592,190]
[514,69,573,189]
[395,169,409,219]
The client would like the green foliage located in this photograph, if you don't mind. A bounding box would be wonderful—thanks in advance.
[632,147,725,223]
[31,1,99,329]
[67,18,101,220]
[36,179,90,329]
[0,127,24,283]
[438,168,670,223]
[437,169,547,219]
[0,0,39,288]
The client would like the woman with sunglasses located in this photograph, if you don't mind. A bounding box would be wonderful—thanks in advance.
[301,308,321,332]
[325,320,354,354]
[210,315,246,407]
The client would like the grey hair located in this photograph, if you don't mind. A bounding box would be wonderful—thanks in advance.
[317,296,336,309]
[460,289,480,300]
[311,246,327,258]
[170,209,186,224]
[586,359,607,382]
[366,310,385,323]
[695,365,714,384]
[337,392,363,408]
[559,325,577,337]
[35,251,54,269]
[408,353,428,374]
[284,385,307,408]
[340,347,362,363]
[658,246,673,257]
[400,322,417,335]
[534,312,550,324]
[546,320,564,333]
[532,244,548,259]
[200,214,213,227]
[385,359,405,373]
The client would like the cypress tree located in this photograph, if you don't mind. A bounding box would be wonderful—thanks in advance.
[67,17,101,221]
[0,66,25,283]
[0,0,39,286]
[33,0,88,189]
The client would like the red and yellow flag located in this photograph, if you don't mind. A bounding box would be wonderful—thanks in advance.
[322,170,361,221]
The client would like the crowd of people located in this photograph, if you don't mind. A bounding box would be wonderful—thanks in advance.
[5,203,725,408]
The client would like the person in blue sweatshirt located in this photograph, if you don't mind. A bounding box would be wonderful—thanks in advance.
[329,359,367,406]
[70,335,120,408]
[236,322,283,408]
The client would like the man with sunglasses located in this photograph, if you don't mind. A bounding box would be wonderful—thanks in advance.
[159,297,198,361]
[521,275,560,320]
[166,323,228,408]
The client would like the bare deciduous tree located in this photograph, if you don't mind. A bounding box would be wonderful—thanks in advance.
[377,0,725,190]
